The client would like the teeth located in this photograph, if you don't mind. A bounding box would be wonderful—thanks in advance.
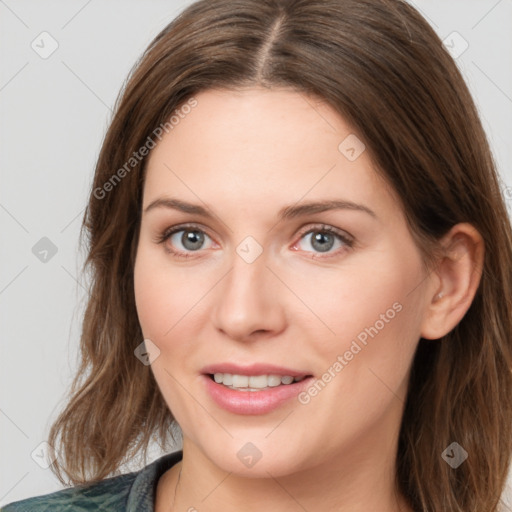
[232,375,249,388]
[212,373,306,390]
[267,375,282,387]
[248,375,267,388]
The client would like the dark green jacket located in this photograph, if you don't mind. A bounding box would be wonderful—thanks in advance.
[1,450,182,511]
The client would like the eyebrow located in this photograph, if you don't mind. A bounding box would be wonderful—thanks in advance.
[144,197,377,220]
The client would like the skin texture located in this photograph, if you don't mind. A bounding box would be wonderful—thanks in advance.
[133,87,484,512]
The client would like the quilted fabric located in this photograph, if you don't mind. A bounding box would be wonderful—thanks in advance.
[1,451,182,512]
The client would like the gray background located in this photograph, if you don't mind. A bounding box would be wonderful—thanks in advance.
[1,0,511,507]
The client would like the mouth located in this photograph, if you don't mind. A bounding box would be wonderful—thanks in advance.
[202,371,316,415]
[206,372,312,391]
[200,363,315,414]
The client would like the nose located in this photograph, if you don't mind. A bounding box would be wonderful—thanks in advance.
[211,247,287,342]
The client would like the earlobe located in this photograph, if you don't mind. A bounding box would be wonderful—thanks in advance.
[420,223,485,340]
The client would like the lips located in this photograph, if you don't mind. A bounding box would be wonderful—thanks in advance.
[200,362,315,414]
[200,362,312,378]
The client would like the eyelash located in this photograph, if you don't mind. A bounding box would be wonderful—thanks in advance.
[154,222,355,260]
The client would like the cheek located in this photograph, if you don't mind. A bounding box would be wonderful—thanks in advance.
[134,245,205,339]
[290,261,422,444]
[134,260,161,338]
[289,253,424,425]
[133,248,200,415]
[288,248,421,357]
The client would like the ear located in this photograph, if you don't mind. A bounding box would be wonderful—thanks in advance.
[420,223,485,340]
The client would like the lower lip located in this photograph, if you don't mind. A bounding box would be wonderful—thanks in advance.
[202,374,314,415]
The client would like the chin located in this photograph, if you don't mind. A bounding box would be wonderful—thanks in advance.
[195,436,312,478]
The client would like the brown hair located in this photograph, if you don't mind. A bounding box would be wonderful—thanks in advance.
[47,0,512,510]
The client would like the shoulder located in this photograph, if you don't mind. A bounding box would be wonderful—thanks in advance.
[0,471,136,511]
[1,450,183,512]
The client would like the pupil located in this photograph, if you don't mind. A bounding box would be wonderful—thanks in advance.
[311,232,334,252]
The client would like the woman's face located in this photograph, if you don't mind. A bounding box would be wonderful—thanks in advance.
[134,87,435,477]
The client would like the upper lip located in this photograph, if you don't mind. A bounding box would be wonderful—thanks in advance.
[201,363,312,378]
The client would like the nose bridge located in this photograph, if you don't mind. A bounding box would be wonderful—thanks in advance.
[212,242,285,340]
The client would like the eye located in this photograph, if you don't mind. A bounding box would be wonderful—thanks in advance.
[155,224,215,258]
[155,223,354,260]
[293,225,354,257]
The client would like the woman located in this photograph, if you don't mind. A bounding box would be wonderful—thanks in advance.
[3,0,512,511]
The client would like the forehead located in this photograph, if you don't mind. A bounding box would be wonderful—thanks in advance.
[143,87,401,222]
